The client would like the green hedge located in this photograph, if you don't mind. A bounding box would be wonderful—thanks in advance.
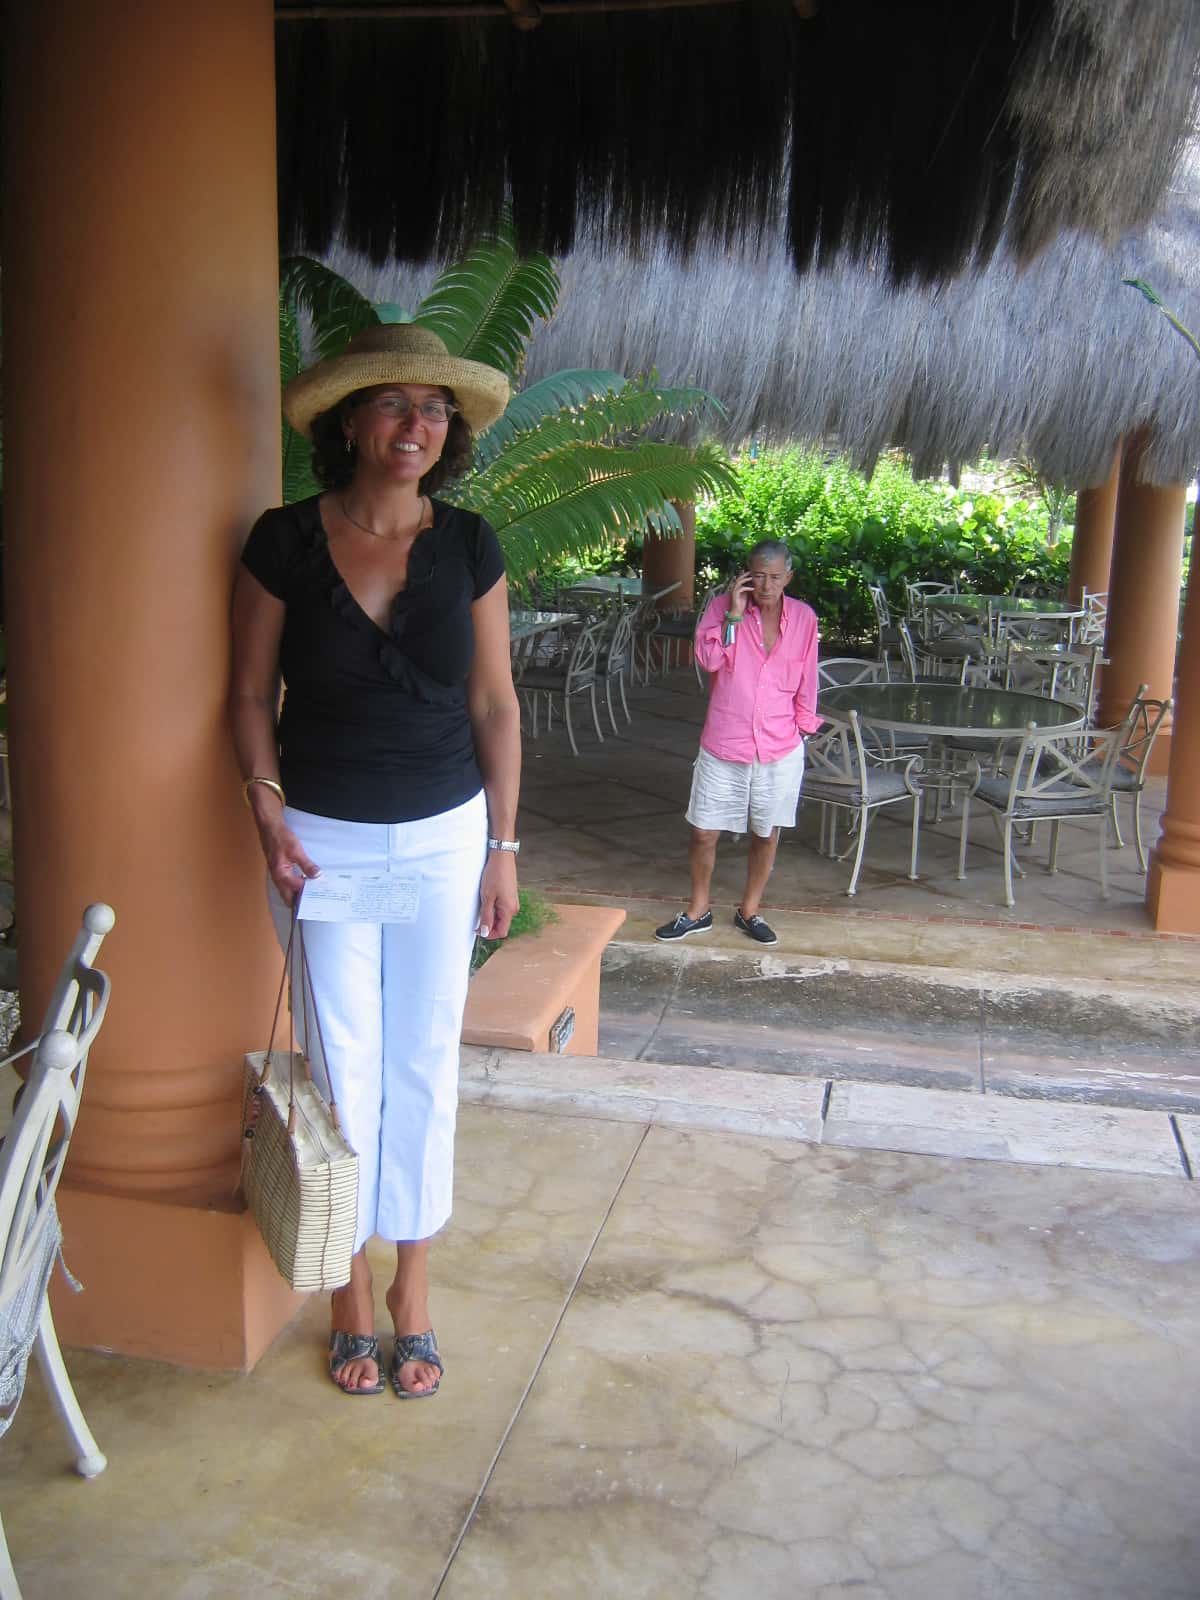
[694,451,1073,647]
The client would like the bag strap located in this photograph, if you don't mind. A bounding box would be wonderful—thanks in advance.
[251,896,345,1138]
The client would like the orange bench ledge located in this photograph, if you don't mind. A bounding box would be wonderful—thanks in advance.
[461,902,626,1055]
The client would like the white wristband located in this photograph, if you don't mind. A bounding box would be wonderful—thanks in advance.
[487,838,521,854]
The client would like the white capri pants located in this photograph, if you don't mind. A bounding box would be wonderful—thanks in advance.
[267,790,487,1251]
[685,742,807,837]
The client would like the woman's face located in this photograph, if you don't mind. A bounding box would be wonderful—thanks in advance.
[343,383,452,486]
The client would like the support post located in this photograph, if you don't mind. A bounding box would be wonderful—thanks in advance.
[1068,443,1121,606]
[4,0,302,1366]
[1096,436,1184,776]
[1147,548,1200,932]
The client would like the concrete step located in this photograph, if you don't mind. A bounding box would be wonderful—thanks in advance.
[596,937,1200,1115]
[459,1044,1197,1183]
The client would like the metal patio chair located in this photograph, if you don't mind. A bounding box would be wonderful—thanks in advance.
[0,904,115,1600]
[1088,691,1171,872]
[519,618,606,755]
[596,605,636,733]
[801,709,924,896]
[957,719,1131,907]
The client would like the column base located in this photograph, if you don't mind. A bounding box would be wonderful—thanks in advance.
[1146,851,1200,934]
[50,1185,308,1370]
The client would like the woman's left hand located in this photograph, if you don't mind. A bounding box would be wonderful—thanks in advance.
[478,851,519,940]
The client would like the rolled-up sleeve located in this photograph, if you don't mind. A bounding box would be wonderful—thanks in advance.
[693,591,736,673]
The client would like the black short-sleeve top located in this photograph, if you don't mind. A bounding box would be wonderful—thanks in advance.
[240,494,505,823]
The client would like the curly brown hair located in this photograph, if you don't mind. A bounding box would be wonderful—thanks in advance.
[309,388,475,496]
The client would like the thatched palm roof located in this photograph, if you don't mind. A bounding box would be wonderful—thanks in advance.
[278,0,1200,286]
[329,135,1200,488]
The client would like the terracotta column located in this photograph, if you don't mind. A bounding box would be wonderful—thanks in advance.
[1068,443,1121,606]
[643,501,697,611]
[1147,548,1200,932]
[1096,436,1184,777]
[5,0,303,1366]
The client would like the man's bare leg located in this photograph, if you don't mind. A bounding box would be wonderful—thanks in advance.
[687,827,721,919]
[740,828,780,919]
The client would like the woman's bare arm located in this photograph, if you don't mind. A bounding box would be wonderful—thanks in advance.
[229,566,320,905]
[467,575,522,940]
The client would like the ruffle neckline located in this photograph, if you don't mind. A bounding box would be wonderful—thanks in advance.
[301,496,463,704]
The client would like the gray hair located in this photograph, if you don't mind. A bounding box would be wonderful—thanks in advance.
[748,538,793,567]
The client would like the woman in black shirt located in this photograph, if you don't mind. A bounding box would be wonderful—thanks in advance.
[230,324,520,1398]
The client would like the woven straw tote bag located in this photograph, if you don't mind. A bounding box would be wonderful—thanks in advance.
[242,906,358,1292]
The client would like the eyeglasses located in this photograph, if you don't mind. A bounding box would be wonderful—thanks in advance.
[363,395,457,423]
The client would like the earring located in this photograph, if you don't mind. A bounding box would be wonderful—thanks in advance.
[345,437,355,455]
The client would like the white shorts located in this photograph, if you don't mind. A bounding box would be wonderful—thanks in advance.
[685,743,806,838]
[266,790,487,1248]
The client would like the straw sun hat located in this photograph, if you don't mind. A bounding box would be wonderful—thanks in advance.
[283,323,512,438]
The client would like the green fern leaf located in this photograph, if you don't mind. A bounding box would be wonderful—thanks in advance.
[282,420,319,505]
[280,255,379,362]
[475,369,627,468]
[449,441,736,576]
[280,293,303,387]
[415,230,558,381]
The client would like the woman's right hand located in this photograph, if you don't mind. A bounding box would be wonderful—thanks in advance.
[250,802,320,907]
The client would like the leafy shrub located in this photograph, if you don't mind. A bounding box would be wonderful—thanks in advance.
[470,887,559,973]
[695,450,1074,646]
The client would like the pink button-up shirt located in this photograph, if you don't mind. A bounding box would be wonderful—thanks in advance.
[694,590,822,763]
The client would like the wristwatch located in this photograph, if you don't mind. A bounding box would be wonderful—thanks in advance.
[487,838,521,854]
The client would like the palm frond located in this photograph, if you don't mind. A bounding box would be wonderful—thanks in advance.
[280,255,379,362]
[280,294,303,387]
[471,381,725,493]
[475,368,627,468]
[282,421,319,505]
[450,440,737,575]
[415,230,558,381]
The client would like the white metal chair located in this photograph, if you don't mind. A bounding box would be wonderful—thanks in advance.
[866,582,902,667]
[1091,692,1171,871]
[596,606,636,733]
[1077,587,1108,647]
[519,619,606,755]
[0,904,115,1600]
[801,710,924,895]
[957,721,1130,906]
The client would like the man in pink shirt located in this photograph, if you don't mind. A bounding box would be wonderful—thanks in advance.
[655,540,822,946]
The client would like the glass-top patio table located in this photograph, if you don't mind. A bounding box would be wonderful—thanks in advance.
[934,593,1084,619]
[817,681,1086,738]
[509,608,578,642]
[565,575,682,603]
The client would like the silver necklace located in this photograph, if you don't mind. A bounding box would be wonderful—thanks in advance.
[339,494,428,542]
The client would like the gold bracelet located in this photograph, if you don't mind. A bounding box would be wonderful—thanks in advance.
[242,777,286,808]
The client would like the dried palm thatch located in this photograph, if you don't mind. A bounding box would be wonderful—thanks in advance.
[278,0,1200,286]
[330,134,1200,489]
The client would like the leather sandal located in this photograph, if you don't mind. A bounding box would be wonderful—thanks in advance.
[328,1331,385,1395]
[390,1329,443,1398]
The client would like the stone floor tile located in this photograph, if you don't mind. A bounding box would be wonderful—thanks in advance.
[440,1128,1200,1600]
[0,1107,643,1600]
[824,1080,1186,1176]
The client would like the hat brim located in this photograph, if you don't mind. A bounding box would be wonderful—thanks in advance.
[283,345,512,438]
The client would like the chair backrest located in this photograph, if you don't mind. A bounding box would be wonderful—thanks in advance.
[867,582,891,629]
[818,658,888,688]
[1077,587,1108,646]
[921,601,974,641]
[904,580,954,616]
[1116,693,1171,786]
[804,709,870,786]
[997,722,1126,813]
[895,618,919,681]
[565,620,605,686]
[0,904,115,1316]
[1004,643,1103,720]
[998,612,1079,648]
[600,607,634,673]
